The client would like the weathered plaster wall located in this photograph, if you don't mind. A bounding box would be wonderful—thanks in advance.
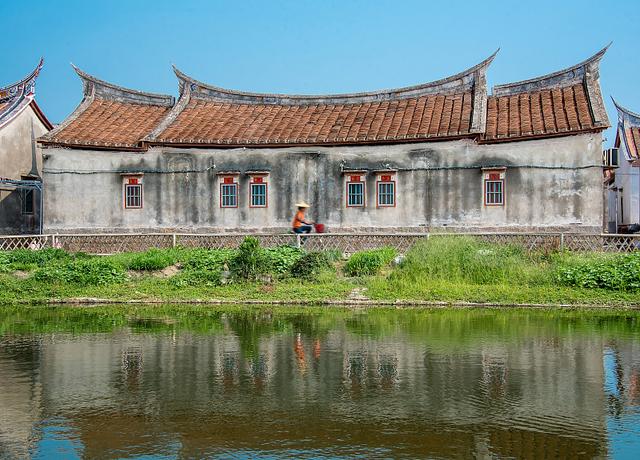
[42,133,604,233]
[0,107,48,234]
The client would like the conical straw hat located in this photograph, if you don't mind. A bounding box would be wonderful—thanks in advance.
[295,201,310,208]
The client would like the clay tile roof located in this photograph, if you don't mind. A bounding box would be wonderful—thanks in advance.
[147,54,496,147]
[482,45,610,143]
[612,98,640,160]
[39,66,174,150]
[0,58,51,130]
[40,47,611,151]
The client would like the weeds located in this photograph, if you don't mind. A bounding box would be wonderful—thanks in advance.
[290,252,332,280]
[33,258,127,286]
[344,247,397,277]
[128,248,178,271]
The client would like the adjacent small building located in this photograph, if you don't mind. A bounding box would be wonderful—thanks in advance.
[605,100,640,233]
[0,59,53,234]
[39,48,610,234]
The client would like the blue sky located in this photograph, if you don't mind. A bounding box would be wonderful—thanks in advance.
[1,0,637,144]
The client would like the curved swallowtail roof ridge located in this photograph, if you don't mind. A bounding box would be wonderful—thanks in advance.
[612,97,640,126]
[611,97,640,160]
[0,58,51,130]
[170,49,499,105]
[483,45,611,143]
[40,65,174,149]
[145,51,499,146]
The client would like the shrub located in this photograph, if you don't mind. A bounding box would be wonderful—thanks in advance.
[555,252,640,291]
[181,249,237,271]
[344,247,397,277]
[5,248,70,270]
[171,269,222,287]
[33,258,127,286]
[0,253,10,273]
[290,252,332,279]
[128,248,177,271]
[264,245,304,274]
[229,237,270,281]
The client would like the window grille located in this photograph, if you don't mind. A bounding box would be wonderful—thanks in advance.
[221,183,238,208]
[250,183,267,207]
[125,184,142,209]
[347,182,364,207]
[21,189,34,215]
[485,180,504,206]
[377,181,395,207]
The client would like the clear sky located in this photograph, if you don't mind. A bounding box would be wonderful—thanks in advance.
[1,0,637,145]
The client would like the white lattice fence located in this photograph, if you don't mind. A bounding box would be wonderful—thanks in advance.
[55,234,173,254]
[175,233,298,249]
[432,233,563,252]
[0,235,51,251]
[3,232,640,254]
[303,234,427,253]
[564,234,640,252]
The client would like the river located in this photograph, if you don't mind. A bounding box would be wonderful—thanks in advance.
[0,306,639,459]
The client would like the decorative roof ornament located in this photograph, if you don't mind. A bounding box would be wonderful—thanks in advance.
[0,58,49,129]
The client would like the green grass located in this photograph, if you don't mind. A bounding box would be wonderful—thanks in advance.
[3,237,640,306]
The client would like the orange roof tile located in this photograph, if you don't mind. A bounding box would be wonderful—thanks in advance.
[484,84,597,141]
[47,99,170,148]
[40,47,611,150]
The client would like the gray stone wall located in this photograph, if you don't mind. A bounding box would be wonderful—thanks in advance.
[0,108,48,234]
[42,133,604,233]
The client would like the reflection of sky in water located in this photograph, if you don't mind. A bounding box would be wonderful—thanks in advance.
[3,308,640,458]
[32,420,82,459]
[604,347,640,460]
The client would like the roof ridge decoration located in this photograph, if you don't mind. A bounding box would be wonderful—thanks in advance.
[491,44,610,128]
[171,50,498,106]
[612,97,640,126]
[71,64,175,106]
[40,65,173,148]
[0,58,45,129]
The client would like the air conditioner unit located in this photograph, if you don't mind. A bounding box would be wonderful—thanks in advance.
[603,148,619,167]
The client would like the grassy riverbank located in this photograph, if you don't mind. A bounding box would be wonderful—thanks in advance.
[2,236,640,306]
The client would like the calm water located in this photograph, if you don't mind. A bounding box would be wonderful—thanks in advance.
[1,306,639,459]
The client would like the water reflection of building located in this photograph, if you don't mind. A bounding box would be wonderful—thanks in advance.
[0,336,43,458]
[0,318,619,458]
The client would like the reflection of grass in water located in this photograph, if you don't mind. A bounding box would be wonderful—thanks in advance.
[1,306,639,348]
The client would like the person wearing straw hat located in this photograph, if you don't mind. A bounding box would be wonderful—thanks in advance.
[292,201,313,234]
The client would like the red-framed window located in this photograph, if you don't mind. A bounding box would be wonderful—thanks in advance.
[249,175,268,208]
[123,176,143,209]
[220,176,238,208]
[346,175,365,207]
[376,174,396,207]
[484,171,505,206]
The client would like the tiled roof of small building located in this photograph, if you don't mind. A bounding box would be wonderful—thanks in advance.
[0,59,52,131]
[40,47,610,150]
[39,66,173,149]
[483,46,609,142]
[612,99,640,160]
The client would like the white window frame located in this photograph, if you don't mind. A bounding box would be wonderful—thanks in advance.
[123,176,143,210]
[483,169,506,207]
[376,180,396,207]
[346,179,365,207]
[220,182,238,208]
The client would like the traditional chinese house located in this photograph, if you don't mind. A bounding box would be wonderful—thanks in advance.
[0,59,53,234]
[605,100,640,233]
[39,47,610,233]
